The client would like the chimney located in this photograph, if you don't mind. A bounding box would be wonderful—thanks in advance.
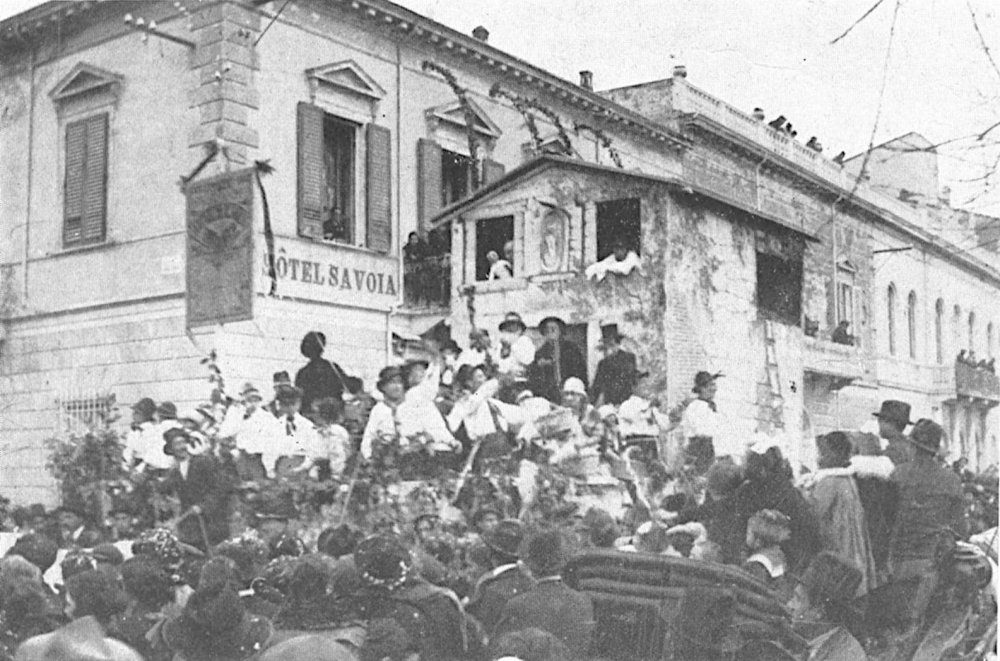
[579,70,593,91]
[672,64,687,79]
[472,25,489,42]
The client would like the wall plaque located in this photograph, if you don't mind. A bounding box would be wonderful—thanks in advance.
[185,168,255,328]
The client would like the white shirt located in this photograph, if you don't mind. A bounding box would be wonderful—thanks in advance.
[124,421,174,471]
[458,347,489,369]
[316,424,350,476]
[680,398,721,440]
[495,334,535,381]
[446,380,525,439]
[585,250,642,281]
[361,401,398,460]
[397,397,458,451]
[217,405,281,456]
[275,412,321,458]
[487,259,513,280]
[617,396,669,438]
[177,458,190,480]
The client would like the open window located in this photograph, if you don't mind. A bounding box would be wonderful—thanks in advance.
[321,114,357,243]
[441,149,473,207]
[596,198,641,261]
[475,216,514,281]
[756,230,803,326]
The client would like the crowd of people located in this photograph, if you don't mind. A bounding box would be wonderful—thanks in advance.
[0,319,997,660]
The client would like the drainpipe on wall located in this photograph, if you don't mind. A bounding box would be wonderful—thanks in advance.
[389,42,403,361]
[22,45,38,306]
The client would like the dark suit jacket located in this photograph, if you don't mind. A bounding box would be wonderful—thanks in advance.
[467,564,536,634]
[530,340,587,403]
[162,455,228,547]
[590,349,638,406]
[493,578,594,658]
[295,358,346,417]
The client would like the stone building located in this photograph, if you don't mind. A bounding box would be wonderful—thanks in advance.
[0,0,997,502]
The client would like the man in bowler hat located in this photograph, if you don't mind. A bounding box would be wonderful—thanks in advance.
[590,323,638,407]
[530,316,587,404]
[467,520,536,634]
[873,400,914,465]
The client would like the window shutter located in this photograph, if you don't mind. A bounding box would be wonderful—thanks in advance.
[417,138,442,232]
[296,101,325,239]
[826,278,836,329]
[63,119,87,245]
[365,123,392,253]
[81,113,108,243]
[482,159,505,186]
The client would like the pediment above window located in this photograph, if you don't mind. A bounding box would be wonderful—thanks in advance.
[306,60,386,102]
[426,99,502,140]
[50,63,123,105]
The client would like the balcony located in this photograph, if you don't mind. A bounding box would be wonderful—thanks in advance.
[803,336,864,389]
[955,361,1000,403]
[403,253,451,310]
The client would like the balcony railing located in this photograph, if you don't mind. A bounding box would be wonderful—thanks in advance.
[403,254,451,309]
[956,361,1000,402]
[803,336,864,386]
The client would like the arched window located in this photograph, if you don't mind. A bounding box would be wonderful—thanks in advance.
[969,311,976,353]
[887,284,897,356]
[907,291,918,359]
[989,322,995,359]
[953,305,962,360]
[935,299,944,364]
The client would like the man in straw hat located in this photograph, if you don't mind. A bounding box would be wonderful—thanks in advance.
[495,312,536,402]
[886,419,965,626]
[590,323,638,407]
[160,428,229,548]
[530,315,586,404]
[873,399,914,465]
[217,382,281,481]
[680,370,724,472]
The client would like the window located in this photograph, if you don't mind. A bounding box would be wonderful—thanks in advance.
[441,149,473,207]
[63,113,109,246]
[756,252,803,325]
[57,393,116,434]
[907,291,917,359]
[969,311,977,352]
[887,284,897,355]
[475,216,514,281]
[837,283,854,325]
[954,305,963,358]
[935,299,944,364]
[297,102,391,252]
[988,322,995,359]
[596,198,641,261]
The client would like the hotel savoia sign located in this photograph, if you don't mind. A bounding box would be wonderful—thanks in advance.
[263,237,399,310]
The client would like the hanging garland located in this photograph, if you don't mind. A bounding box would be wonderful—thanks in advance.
[574,121,624,169]
[489,83,573,156]
[253,159,278,297]
[488,83,541,149]
[422,60,483,189]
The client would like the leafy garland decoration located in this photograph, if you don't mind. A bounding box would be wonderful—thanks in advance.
[489,83,573,156]
[574,121,624,169]
[488,83,541,149]
[421,60,483,189]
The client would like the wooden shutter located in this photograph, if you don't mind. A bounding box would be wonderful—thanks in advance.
[417,138,442,232]
[365,123,392,253]
[482,159,506,186]
[296,101,325,239]
[63,119,87,245]
[81,114,108,242]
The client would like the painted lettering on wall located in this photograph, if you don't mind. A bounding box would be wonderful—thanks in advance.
[270,255,397,297]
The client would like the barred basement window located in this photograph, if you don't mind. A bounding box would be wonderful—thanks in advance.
[57,393,117,434]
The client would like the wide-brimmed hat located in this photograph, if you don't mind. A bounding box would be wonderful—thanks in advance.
[162,428,192,456]
[907,418,943,455]
[599,323,625,344]
[692,371,723,393]
[872,400,912,428]
[376,366,404,392]
[561,377,587,397]
[162,582,273,659]
[131,397,157,418]
[483,519,525,559]
[498,312,527,333]
[538,316,567,332]
[156,401,178,420]
[354,535,413,591]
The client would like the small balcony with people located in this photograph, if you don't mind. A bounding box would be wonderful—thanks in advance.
[802,267,866,389]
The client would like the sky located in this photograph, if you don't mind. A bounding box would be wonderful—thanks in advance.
[3,0,999,214]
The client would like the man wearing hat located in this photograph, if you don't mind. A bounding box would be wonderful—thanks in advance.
[873,399,914,465]
[680,370,725,472]
[160,428,229,549]
[271,384,323,479]
[122,397,160,471]
[360,366,407,463]
[54,505,102,549]
[217,382,281,481]
[495,312,536,402]
[493,529,594,658]
[590,323,638,407]
[467,519,535,634]
[887,419,965,626]
[530,316,586,405]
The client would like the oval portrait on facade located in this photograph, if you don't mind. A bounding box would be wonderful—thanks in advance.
[539,207,567,272]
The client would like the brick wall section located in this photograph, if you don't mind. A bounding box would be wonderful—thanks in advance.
[187,1,261,166]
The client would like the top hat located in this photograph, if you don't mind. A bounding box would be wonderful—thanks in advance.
[872,400,912,428]
[498,312,527,333]
[907,418,943,455]
[131,397,157,418]
[538,316,567,332]
[156,401,178,420]
[483,519,525,559]
[600,324,625,343]
[692,371,723,393]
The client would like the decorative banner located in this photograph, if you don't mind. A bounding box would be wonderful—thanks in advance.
[185,168,255,328]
